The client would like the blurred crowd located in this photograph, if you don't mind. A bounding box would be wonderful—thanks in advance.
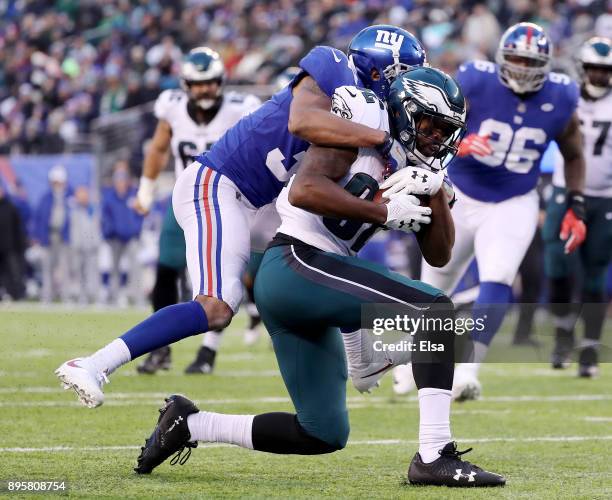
[1,0,611,154]
[0,160,162,305]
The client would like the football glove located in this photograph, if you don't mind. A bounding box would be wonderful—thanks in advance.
[135,176,156,215]
[560,191,587,254]
[376,132,409,172]
[380,166,444,199]
[385,192,432,233]
[457,134,493,158]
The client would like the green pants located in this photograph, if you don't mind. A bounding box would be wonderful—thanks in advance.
[158,204,187,271]
[254,237,444,448]
[543,187,612,293]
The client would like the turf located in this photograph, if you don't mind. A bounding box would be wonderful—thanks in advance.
[1,305,611,499]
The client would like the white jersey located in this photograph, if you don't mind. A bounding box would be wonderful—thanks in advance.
[552,90,612,197]
[276,86,388,256]
[154,89,261,178]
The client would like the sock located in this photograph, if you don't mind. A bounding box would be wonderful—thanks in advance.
[341,329,366,368]
[88,338,132,375]
[471,282,512,346]
[187,411,254,449]
[202,330,223,350]
[246,302,261,329]
[120,301,208,359]
[418,388,452,463]
[582,290,607,342]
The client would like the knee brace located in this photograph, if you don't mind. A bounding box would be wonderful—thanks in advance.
[412,294,455,391]
[252,412,347,455]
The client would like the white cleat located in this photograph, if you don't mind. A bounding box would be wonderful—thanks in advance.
[55,358,108,408]
[452,363,481,402]
[350,342,411,394]
[392,363,416,395]
[243,328,261,347]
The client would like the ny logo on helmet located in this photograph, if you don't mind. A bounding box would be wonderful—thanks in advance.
[375,30,404,53]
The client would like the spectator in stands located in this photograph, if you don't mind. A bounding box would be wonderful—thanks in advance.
[100,161,144,306]
[34,165,71,303]
[0,180,27,300]
[69,186,100,304]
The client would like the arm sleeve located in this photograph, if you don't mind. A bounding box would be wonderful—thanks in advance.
[298,46,358,98]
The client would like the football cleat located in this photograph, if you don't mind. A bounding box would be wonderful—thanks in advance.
[408,442,506,487]
[55,357,108,408]
[551,334,574,369]
[136,346,172,374]
[392,363,416,395]
[350,341,411,394]
[184,346,216,374]
[452,364,481,402]
[134,395,199,474]
[577,346,599,378]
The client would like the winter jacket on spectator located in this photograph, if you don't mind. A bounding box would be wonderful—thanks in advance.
[101,186,143,242]
[33,189,71,246]
[0,196,27,254]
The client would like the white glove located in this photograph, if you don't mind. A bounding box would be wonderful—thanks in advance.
[135,176,156,214]
[385,192,431,233]
[380,166,444,200]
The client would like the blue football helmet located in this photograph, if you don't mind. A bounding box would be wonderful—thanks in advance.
[348,24,427,100]
[496,22,553,94]
[579,37,612,98]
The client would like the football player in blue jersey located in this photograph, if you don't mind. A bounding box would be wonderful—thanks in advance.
[55,25,433,408]
[393,23,587,401]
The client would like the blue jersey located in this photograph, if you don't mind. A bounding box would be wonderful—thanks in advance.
[197,46,361,208]
[448,60,579,202]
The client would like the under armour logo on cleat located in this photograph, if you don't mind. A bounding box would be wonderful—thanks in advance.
[453,469,476,482]
[168,416,183,432]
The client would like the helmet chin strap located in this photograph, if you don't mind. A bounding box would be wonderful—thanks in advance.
[584,82,609,98]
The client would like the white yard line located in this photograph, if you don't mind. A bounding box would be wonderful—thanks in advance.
[3,435,612,453]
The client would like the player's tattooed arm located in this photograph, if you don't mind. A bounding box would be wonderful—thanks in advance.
[289,75,387,148]
[415,190,454,267]
[289,145,387,224]
[556,112,586,193]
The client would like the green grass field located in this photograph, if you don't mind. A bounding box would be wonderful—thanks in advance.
[1,305,611,499]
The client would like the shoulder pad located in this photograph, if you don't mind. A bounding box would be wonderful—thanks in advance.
[154,89,186,121]
[331,86,386,129]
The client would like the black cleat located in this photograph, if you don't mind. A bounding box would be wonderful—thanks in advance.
[408,442,505,487]
[134,395,199,474]
[137,347,172,374]
[185,346,217,374]
[578,346,599,378]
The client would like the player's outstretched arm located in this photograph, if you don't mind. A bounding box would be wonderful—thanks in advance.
[415,189,454,267]
[289,76,387,149]
[135,119,172,215]
[288,144,387,224]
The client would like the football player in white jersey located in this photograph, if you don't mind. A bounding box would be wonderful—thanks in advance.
[392,23,588,400]
[545,37,612,377]
[133,47,261,374]
[133,69,505,487]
